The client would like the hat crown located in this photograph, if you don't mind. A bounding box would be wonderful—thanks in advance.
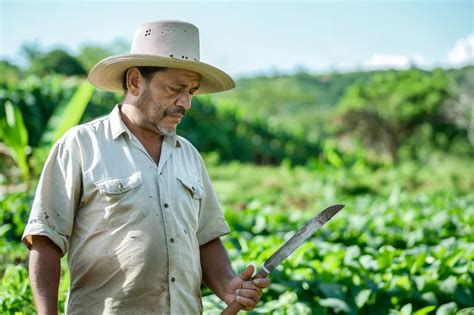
[130,20,200,62]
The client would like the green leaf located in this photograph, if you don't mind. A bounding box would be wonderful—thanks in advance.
[40,80,94,145]
[413,305,436,315]
[456,307,474,315]
[318,282,345,300]
[401,303,413,315]
[454,285,473,305]
[4,101,28,146]
[421,292,438,305]
[355,289,372,308]
[436,302,458,315]
[440,276,457,295]
[0,100,30,180]
[0,224,12,237]
[319,298,350,313]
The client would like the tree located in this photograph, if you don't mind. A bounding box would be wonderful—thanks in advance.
[76,39,129,72]
[0,60,21,83]
[20,41,42,63]
[76,46,113,73]
[442,66,474,146]
[27,49,86,76]
[335,68,460,162]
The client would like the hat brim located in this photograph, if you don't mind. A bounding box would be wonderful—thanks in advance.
[88,54,235,94]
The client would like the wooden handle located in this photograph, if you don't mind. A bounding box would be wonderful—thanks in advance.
[221,269,268,315]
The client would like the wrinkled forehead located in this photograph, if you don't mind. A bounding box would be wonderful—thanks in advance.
[165,68,201,82]
[154,68,200,91]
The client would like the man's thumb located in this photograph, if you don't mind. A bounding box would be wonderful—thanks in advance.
[239,264,255,281]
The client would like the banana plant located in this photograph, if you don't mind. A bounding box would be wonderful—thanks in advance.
[0,100,30,181]
[40,80,95,145]
[0,79,95,184]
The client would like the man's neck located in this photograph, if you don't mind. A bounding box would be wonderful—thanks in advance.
[119,104,163,163]
[120,104,163,142]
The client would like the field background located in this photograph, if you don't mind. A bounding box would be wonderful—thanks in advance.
[1,43,474,314]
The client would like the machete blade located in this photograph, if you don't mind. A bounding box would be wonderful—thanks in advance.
[260,204,344,275]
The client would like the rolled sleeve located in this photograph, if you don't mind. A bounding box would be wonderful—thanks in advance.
[196,160,230,246]
[22,140,82,256]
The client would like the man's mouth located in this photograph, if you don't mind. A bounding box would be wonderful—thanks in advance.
[165,107,186,118]
[169,114,183,120]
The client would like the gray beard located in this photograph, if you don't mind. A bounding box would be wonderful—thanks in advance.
[157,124,176,136]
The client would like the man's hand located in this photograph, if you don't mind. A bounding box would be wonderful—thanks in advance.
[200,238,270,311]
[223,265,270,310]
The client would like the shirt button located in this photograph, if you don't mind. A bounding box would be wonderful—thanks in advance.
[164,203,169,208]
[170,238,175,243]
[171,277,176,282]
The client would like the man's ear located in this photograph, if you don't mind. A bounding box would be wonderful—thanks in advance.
[125,67,143,96]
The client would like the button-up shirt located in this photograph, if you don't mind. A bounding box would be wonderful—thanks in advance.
[22,105,230,314]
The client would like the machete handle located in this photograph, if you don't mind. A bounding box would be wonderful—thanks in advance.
[221,269,269,315]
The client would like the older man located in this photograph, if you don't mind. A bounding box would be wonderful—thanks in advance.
[22,20,269,314]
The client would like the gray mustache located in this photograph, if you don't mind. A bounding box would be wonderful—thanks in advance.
[165,107,186,116]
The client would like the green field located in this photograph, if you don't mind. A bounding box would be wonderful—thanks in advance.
[1,157,473,314]
[1,64,473,313]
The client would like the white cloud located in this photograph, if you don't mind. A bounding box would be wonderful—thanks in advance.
[364,53,427,70]
[447,34,474,66]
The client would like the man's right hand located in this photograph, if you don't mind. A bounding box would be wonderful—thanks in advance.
[29,235,62,315]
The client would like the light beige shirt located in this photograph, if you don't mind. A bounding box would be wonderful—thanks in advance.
[22,105,230,314]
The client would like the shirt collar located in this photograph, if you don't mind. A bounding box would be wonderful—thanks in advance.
[110,104,180,148]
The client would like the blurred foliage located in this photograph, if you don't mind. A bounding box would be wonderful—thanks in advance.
[182,96,322,164]
[0,101,29,181]
[0,61,22,83]
[0,75,76,147]
[204,192,474,314]
[27,49,86,77]
[0,76,95,183]
[1,157,473,314]
[0,44,473,314]
[0,75,322,185]
[443,66,474,146]
[76,39,129,72]
[335,68,473,162]
[15,40,129,78]
[210,70,379,142]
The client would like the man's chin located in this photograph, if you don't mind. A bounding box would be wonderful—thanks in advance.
[157,125,177,136]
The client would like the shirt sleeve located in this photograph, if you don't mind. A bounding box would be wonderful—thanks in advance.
[196,157,230,246]
[22,140,82,256]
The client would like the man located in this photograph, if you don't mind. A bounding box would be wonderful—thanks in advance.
[22,20,269,314]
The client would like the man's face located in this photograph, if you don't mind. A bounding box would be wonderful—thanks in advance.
[135,68,201,136]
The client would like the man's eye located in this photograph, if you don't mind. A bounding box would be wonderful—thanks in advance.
[168,86,180,93]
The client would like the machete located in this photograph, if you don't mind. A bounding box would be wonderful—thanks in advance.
[221,204,345,315]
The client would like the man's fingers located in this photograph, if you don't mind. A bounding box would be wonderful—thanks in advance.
[240,282,262,295]
[238,264,255,281]
[236,288,260,301]
[253,278,270,288]
[235,295,257,310]
[232,265,270,311]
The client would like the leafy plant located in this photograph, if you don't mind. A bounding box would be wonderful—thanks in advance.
[0,76,95,183]
[0,101,30,181]
[335,68,470,162]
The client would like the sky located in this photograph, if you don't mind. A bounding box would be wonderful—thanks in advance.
[1,0,473,78]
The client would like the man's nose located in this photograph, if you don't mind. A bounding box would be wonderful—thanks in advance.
[176,91,192,110]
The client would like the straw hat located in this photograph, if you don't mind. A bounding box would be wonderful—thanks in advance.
[88,20,235,94]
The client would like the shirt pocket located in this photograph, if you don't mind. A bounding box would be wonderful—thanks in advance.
[176,174,204,231]
[176,175,205,200]
[95,172,143,195]
[94,172,150,227]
